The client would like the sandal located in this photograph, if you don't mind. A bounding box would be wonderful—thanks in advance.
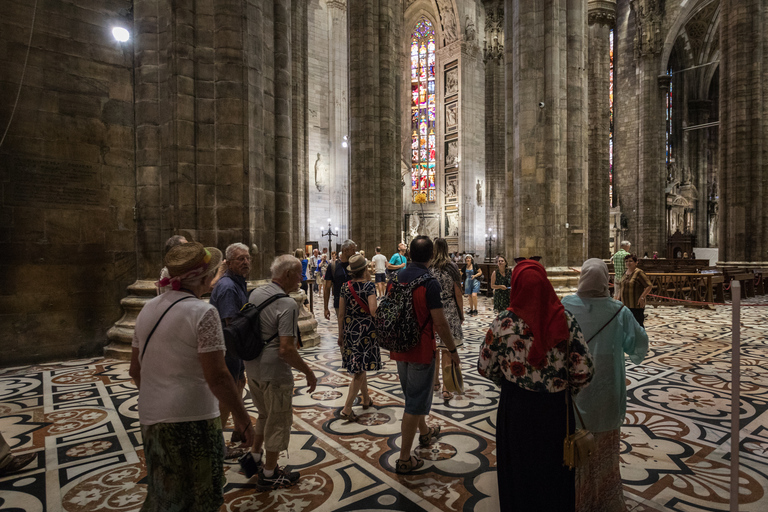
[418,425,441,447]
[362,397,374,410]
[395,455,424,474]
[339,410,358,422]
[442,390,453,400]
[433,383,440,392]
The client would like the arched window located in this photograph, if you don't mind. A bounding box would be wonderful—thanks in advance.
[410,17,436,203]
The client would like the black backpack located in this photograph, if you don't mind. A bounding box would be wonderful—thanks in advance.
[223,293,288,361]
[375,273,432,352]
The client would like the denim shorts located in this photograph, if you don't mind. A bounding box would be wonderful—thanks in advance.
[375,273,387,283]
[465,278,481,295]
[397,358,436,416]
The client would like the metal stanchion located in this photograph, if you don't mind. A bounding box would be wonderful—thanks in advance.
[730,281,741,512]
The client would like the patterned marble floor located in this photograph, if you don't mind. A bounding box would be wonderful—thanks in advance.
[1,295,767,511]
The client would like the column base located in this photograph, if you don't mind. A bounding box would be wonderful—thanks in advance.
[104,280,158,360]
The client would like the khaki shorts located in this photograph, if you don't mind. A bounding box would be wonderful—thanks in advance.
[247,379,294,453]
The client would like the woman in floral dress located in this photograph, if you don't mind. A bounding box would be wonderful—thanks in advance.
[429,238,464,400]
[478,259,594,511]
[337,254,382,421]
[490,255,512,312]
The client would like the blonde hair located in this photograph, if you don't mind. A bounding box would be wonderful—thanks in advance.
[294,248,306,259]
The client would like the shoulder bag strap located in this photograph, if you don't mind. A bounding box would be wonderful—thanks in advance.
[565,320,590,432]
[347,281,370,314]
[140,296,195,362]
[584,305,625,344]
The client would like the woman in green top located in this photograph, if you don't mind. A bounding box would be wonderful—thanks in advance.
[490,255,512,312]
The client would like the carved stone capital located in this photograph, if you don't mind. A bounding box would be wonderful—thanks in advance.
[588,0,616,26]
[327,0,346,11]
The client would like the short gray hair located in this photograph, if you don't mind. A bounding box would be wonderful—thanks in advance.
[341,239,356,251]
[270,254,301,279]
[620,240,631,248]
[226,243,249,260]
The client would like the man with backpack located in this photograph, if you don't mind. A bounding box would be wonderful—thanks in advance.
[239,254,318,490]
[388,236,461,474]
[323,239,357,320]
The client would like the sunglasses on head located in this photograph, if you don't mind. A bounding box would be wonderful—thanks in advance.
[514,256,542,263]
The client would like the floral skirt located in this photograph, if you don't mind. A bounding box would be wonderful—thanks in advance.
[141,418,224,512]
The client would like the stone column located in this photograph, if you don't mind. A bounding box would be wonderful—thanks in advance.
[274,0,293,255]
[688,99,711,248]
[483,2,506,251]
[505,0,588,266]
[292,1,308,244]
[718,0,768,262]
[587,0,615,259]
[328,0,350,241]
[348,0,401,256]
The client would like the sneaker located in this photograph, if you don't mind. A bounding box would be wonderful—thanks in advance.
[238,451,262,478]
[256,466,300,491]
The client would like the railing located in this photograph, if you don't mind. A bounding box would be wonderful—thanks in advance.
[611,272,721,307]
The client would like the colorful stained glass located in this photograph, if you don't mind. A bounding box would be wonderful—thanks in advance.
[411,17,437,203]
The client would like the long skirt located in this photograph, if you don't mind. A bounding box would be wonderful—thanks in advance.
[141,418,224,512]
[497,380,575,512]
[576,429,625,512]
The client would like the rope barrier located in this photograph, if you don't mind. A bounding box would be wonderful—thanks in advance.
[646,293,768,307]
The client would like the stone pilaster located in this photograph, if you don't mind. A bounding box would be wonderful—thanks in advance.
[504,0,588,266]
[348,0,401,256]
[274,0,294,255]
[292,1,309,244]
[718,0,768,262]
[586,0,615,259]
[688,99,711,248]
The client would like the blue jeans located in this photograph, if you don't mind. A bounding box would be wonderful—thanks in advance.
[396,358,436,415]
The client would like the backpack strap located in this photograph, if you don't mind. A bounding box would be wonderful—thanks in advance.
[406,273,434,332]
[140,296,195,362]
[347,281,370,314]
[249,292,289,343]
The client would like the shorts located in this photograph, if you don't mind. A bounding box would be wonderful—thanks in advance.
[225,351,245,381]
[397,358,436,416]
[375,273,386,283]
[247,379,294,453]
[465,278,481,295]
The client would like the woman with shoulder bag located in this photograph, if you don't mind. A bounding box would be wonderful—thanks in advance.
[463,255,482,316]
[337,254,382,422]
[429,238,465,400]
[562,259,648,512]
[478,259,594,511]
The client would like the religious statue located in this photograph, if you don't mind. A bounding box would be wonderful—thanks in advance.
[446,103,458,129]
[446,211,459,237]
[476,179,483,207]
[314,153,326,192]
[465,15,476,42]
[446,141,458,166]
[445,68,459,96]
[409,213,420,238]
[436,0,458,43]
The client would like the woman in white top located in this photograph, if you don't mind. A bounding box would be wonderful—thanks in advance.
[130,242,255,512]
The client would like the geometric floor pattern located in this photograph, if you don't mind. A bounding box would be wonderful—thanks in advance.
[1,295,767,511]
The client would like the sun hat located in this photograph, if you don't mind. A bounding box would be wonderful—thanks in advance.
[158,242,223,290]
[348,254,369,274]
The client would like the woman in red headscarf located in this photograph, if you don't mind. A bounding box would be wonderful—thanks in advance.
[478,259,594,511]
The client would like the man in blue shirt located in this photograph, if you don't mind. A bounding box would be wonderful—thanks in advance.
[386,242,407,280]
[323,239,356,319]
[210,242,251,454]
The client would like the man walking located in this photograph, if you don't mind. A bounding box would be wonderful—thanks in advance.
[390,236,461,474]
[323,239,357,319]
[209,243,251,457]
[612,241,631,299]
[240,255,318,490]
[372,246,388,297]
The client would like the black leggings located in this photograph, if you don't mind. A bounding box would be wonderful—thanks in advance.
[630,307,645,327]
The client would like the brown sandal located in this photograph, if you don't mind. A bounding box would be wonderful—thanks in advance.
[395,455,424,474]
[361,397,374,410]
[418,425,441,447]
[339,410,358,422]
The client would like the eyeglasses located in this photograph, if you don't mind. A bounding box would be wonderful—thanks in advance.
[514,256,542,263]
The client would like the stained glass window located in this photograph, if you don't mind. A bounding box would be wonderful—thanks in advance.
[609,29,614,208]
[411,18,437,203]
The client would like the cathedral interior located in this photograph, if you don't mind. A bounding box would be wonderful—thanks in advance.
[1,0,767,510]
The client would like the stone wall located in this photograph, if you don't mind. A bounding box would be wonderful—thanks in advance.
[0,0,137,365]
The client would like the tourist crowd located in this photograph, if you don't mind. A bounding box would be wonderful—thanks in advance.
[100,234,650,511]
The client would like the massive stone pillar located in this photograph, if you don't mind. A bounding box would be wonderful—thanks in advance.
[504,0,588,266]
[688,99,711,248]
[718,0,768,262]
[348,0,401,255]
[587,0,615,259]
[107,0,307,357]
[484,2,506,253]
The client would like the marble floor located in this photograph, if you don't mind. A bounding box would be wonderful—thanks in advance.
[1,295,767,511]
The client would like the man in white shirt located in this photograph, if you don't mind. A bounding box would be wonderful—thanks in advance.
[372,246,388,297]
